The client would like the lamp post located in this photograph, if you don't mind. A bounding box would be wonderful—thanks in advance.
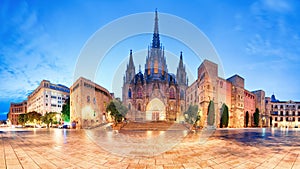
[262,116,265,128]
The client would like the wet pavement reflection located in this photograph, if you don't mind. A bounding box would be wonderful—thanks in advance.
[0,127,300,168]
[85,125,189,157]
[214,128,300,147]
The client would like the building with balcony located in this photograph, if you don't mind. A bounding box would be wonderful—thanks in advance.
[267,94,300,128]
[27,80,70,116]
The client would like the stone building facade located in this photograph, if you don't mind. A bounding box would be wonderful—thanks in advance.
[187,59,265,128]
[197,60,222,127]
[8,100,27,125]
[244,90,256,127]
[27,80,69,116]
[122,11,187,122]
[266,94,300,128]
[227,75,245,128]
[252,90,267,126]
[70,77,113,128]
[186,80,198,109]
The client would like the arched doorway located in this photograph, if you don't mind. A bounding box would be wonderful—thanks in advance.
[146,98,166,121]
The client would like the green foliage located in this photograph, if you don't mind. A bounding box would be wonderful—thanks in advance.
[184,105,200,126]
[18,114,28,125]
[254,108,260,127]
[245,111,249,127]
[207,100,215,126]
[61,98,70,122]
[220,104,229,128]
[106,99,128,124]
[42,112,57,128]
[26,111,42,123]
[18,111,41,126]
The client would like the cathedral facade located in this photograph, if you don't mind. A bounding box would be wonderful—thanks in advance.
[122,11,187,122]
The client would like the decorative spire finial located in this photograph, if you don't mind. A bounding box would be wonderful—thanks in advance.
[180,51,183,60]
[129,49,134,67]
[152,9,160,48]
[154,9,158,34]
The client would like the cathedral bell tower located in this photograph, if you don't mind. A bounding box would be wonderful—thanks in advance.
[176,51,188,119]
[122,50,135,102]
[176,52,187,86]
[144,9,168,82]
[125,50,135,84]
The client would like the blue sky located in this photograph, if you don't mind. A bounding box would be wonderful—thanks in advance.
[1,0,300,120]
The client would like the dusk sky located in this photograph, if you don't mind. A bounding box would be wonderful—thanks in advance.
[1,0,300,120]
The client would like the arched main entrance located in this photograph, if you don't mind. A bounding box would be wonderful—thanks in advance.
[146,98,166,121]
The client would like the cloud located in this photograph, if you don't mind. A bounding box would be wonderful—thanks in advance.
[246,34,282,57]
[246,32,300,62]
[0,1,73,103]
[244,0,300,62]
[251,0,293,14]
[263,0,292,13]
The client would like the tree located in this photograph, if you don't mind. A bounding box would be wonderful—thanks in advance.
[42,112,57,128]
[18,113,28,126]
[26,111,42,124]
[220,104,229,128]
[184,105,200,126]
[106,100,128,124]
[245,111,249,127]
[253,108,260,127]
[207,100,215,126]
[61,98,70,122]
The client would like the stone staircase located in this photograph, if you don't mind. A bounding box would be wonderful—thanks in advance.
[121,121,187,131]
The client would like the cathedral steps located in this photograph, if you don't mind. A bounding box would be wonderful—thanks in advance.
[121,121,187,131]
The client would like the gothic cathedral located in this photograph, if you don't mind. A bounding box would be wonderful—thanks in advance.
[122,10,188,122]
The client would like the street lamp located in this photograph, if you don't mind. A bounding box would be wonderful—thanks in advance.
[262,116,265,127]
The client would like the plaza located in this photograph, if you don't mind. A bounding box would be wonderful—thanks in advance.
[0,126,299,169]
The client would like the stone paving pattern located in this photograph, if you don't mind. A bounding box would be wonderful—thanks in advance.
[0,128,299,169]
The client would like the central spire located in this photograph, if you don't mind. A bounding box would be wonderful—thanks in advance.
[152,9,160,48]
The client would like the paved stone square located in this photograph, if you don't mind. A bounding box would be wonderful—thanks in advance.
[0,127,299,169]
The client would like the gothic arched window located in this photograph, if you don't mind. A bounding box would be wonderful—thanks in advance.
[87,96,90,103]
[128,103,131,110]
[128,88,132,98]
[138,103,141,111]
[154,60,158,74]
[181,75,183,83]
[170,87,175,99]
[148,62,151,75]
[137,87,142,98]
